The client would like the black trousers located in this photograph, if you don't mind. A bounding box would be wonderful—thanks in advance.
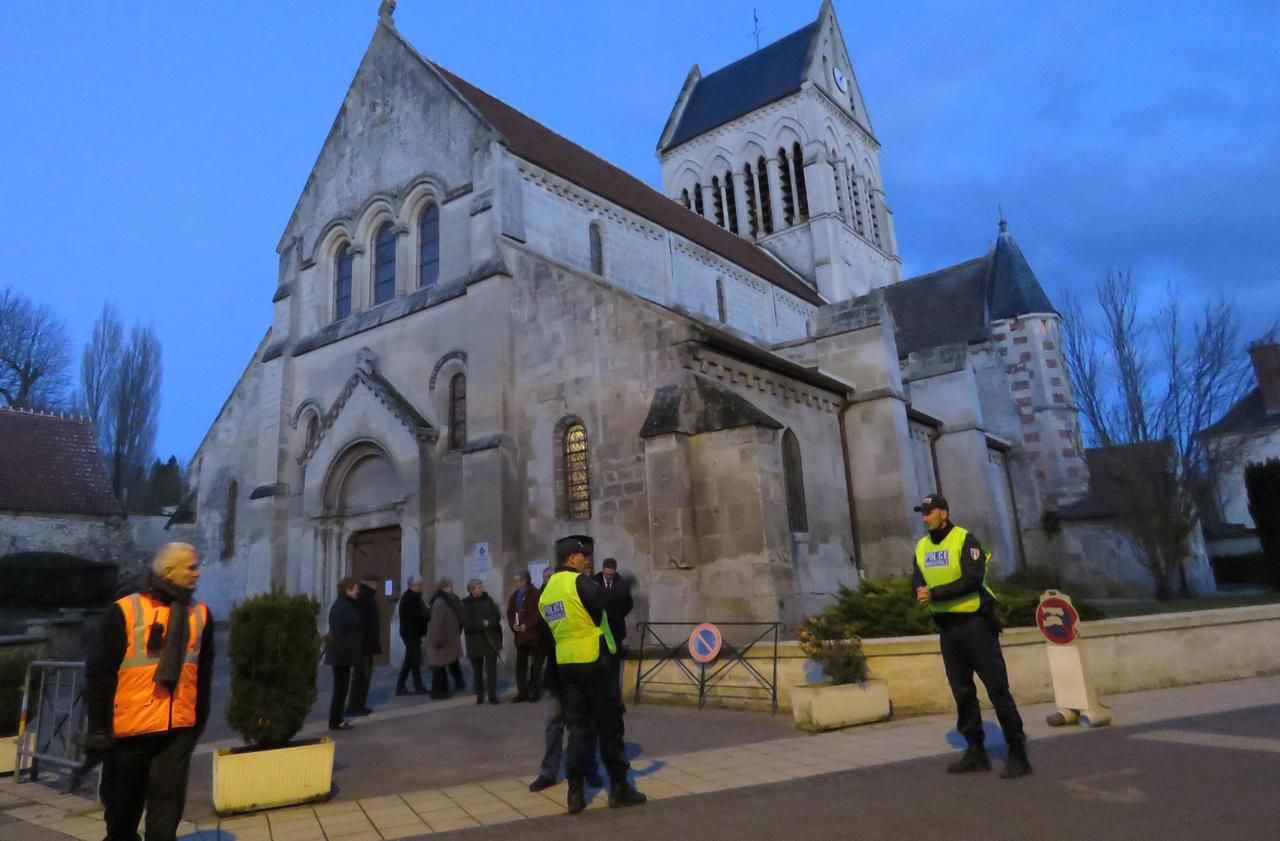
[559,655,629,785]
[430,661,466,696]
[348,654,373,712]
[329,665,353,727]
[939,613,1025,749]
[515,645,545,699]
[397,637,425,691]
[101,728,198,841]
[471,653,498,700]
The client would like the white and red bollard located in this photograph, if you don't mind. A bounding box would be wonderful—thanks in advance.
[1036,590,1112,728]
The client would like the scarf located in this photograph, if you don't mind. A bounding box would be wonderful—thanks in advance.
[149,573,195,691]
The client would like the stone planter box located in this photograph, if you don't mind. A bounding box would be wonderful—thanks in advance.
[790,679,891,732]
[212,737,334,815]
[0,735,15,775]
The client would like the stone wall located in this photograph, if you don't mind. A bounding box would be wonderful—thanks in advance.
[625,603,1280,713]
[0,511,137,568]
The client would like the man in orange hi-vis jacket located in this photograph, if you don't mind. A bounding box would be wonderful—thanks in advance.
[85,543,215,841]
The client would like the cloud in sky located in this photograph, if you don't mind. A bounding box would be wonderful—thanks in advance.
[2,0,1276,459]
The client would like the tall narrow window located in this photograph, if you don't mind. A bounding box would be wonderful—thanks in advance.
[777,147,795,227]
[418,204,440,290]
[723,170,739,234]
[756,156,774,235]
[782,430,808,533]
[448,373,466,451]
[848,171,865,234]
[830,160,845,220]
[868,189,882,246]
[589,223,604,275]
[793,142,810,222]
[680,189,691,210]
[222,480,238,559]
[716,278,727,323]
[742,163,759,238]
[305,415,319,453]
[711,176,725,227]
[334,244,353,320]
[693,182,705,217]
[564,422,591,521]
[373,221,396,304]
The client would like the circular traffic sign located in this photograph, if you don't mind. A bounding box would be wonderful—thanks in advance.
[688,623,723,663]
[1036,596,1080,645]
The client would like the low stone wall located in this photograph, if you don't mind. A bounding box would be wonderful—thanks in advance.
[624,603,1280,714]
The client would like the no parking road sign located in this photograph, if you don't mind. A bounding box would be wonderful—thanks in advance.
[1036,594,1080,645]
[689,623,723,663]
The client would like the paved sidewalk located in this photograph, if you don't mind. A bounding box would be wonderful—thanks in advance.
[3,674,1278,840]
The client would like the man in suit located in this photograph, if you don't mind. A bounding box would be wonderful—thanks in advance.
[592,558,633,697]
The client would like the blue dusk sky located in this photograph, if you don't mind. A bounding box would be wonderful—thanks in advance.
[3,1,1278,461]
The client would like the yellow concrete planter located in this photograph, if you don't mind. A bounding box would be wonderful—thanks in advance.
[791,679,891,732]
[0,735,15,776]
[212,737,334,816]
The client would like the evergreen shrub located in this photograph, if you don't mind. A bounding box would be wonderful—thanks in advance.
[225,590,321,749]
[797,614,868,685]
[821,577,1102,638]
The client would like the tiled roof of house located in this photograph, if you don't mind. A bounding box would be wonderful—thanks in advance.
[0,408,121,517]
[1199,388,1280,438]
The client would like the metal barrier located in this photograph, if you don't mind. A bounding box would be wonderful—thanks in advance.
[13,660,91,787]
[633,622,781,713]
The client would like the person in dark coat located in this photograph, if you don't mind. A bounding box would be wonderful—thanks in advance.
[461,579,503,704]
[325,577,363,730]
[593,558,634,701]
[506,569,545,702]
[347,575,382,716]
[425,579,464,698]
[396,576,429,695]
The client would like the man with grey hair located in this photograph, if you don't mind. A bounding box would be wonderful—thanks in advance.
[396,576,429,695]
[85,543,215,841]
[507,568,545,702]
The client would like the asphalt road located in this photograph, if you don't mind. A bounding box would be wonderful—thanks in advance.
[444,704,1280,840]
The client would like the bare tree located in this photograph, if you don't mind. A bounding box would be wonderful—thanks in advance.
[0,286,71,410]
[106,322,163,511]
[1060,271,1272,598]
[81,302,124,430]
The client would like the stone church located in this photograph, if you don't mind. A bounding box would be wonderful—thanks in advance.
[189,1,1097,649]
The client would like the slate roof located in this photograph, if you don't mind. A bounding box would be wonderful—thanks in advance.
[988,222,1056,320]
[883,223,1056,358]
[0,409,121,517]
[883,256,990,357]
[432,64,823,306]
[1199,388,1280,438]
[1057,441,1174,521]
[661,22,819,151]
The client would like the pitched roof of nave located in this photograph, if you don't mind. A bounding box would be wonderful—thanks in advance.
[429,61,823,306]
[661,20,820,151]
[883,222,1057,357]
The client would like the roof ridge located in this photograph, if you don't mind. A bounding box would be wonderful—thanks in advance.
[693,20,818,84]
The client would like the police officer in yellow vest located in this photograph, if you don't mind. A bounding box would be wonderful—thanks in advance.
[85,543,215,841]
[539,534,646,814]
[911,495,1032,779]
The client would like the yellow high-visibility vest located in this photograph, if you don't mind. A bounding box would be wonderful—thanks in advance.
[539,570,616,665]
[914,526,997,614]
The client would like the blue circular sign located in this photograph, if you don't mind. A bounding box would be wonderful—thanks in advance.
[689,623,723,663]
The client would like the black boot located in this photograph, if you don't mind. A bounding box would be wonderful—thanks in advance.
[1000,741,1033,778]
[946,747,991,774]
[567,778,586,815]
[608,781,647,808]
